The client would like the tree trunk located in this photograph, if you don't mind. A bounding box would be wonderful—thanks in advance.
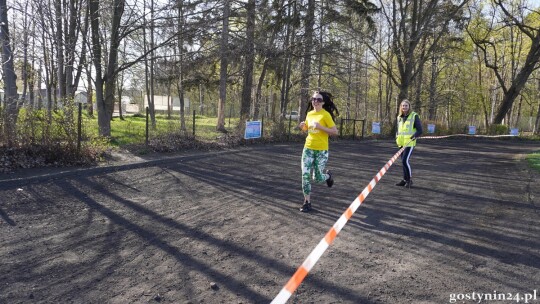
[238,0,255,131]
[280,1,294,121]
[86,63,93,117]
[0,0,19,146]
[38,5,54,121]
[253,58,269,120]
[317,0,327,89]
[54,0,66,100]
[514,95,522,129]
[89,0,107,135]
[29,19,36,108]
[345,46,353,119]
[377,27,384,121]
[216,0,229,132]
[534,78,540,135]
[299,0,315,120]
[534,102,540,135]
[90,0,125,136]
[198,83,204,116]
[72,0,89,99]
[414,45,427,115]
[428,54,437,120]
[176,0,186,133]
[117,70,125,121]
[21,1,29,105]
[105,0,124,121]
[493,33,540,124]
[149,0,156,128]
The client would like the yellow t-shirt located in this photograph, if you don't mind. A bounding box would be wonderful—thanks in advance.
[304,109,335,150]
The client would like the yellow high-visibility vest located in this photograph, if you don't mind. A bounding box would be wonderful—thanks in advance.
[396,112,418,147]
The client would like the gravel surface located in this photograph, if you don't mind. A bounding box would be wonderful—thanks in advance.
[1,139,539,304]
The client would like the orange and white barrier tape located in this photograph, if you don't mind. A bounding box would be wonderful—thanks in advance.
[418,133,517,140]
[271,144,409,304]
[271,133,518,303]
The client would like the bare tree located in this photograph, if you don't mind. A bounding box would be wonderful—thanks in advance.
[20,1,30,103]
[216,0,229,132]
[535,77,540,134]
[0,0,19,146]
[468,1,540,125]
[279,0,297,122]
[89,0,125,136]
[370,0,468,128]
[53,0,87,100]
[238,0,256,132]
[252,0,284,120]
[176,0,186,134]
[298,0,315,121]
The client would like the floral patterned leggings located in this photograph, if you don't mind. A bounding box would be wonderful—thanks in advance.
[301,148,329,195]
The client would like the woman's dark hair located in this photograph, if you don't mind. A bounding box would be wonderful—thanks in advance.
[305,91,340,121]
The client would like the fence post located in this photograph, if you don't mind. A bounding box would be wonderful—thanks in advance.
[287,115,292,139]
[193,110,196,136]
[261,115,264,138]
[145,106,149,146]
[361,119,366,139]
[228,105,232,127]
[77,102,82,154]
[339,118,344,138]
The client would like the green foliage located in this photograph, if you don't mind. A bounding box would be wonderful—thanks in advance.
[0,107,111,172]
[443,123,469,135]
[423,121,448,136]
[380,121,394,137]
[488,124,509,135]
[4,103,540,173]
[17,107,78,146]
[267,120,297,141]
[527,152,540,173]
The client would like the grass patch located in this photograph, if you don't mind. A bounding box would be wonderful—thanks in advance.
[82,113,240,146]
[527,151,540,173]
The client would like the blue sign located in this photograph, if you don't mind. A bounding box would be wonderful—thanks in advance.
[468,126,476,135]
[427,124,435,133]
[372,122,381,134]
[244,121,262,139]
[510,128,519,136]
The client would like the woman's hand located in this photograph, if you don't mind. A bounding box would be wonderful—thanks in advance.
[299,121,308,131]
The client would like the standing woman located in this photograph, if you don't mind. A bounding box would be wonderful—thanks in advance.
[395,99,423,188]
[298,91,339,212]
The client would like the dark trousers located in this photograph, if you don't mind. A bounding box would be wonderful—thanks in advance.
[401,146,414,181]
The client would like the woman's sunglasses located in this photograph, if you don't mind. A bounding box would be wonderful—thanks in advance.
[311,97,323,103]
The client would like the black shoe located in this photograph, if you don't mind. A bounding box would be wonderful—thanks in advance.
[395,180,407,186]
[326,170,334,188]
[405,180,413,188]
[300,201,312,212]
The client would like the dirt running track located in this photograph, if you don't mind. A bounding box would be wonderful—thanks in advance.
[1,139,539,304]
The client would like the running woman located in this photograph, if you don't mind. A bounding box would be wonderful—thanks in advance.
[298,91,339,212]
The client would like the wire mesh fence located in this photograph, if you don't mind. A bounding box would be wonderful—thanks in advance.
[1,104,538,150]
[338,119,366,139]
